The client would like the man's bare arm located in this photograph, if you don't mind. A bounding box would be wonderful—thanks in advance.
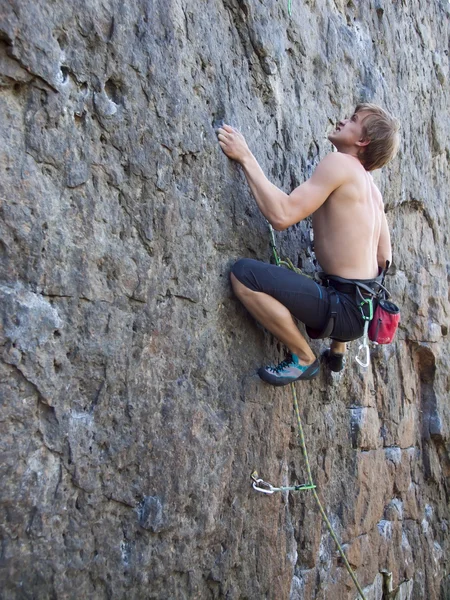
[217,125,347,230]
[377,211,392,268]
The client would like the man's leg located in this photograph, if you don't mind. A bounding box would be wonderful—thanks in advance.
[230,258,331,384]
[323,340,347,372]
[230,273,316,365]
[331,340,346,354]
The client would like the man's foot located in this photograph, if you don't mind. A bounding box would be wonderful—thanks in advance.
[258,353,320,386]
[322,349,346,372]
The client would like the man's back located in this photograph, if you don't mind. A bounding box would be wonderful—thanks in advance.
[312,154,384,280]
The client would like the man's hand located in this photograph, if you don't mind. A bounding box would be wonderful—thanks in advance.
[217,125,252,164]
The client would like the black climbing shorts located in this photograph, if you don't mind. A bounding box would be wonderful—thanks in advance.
[231,258,365,342]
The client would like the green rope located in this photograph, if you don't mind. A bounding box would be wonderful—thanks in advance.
[263,224,367,600]
[269,223,311,277]
[268,223,281,266]
[291,384,367,600]
[288,0,292,17]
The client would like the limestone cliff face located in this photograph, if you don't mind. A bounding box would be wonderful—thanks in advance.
[1,1,449,599]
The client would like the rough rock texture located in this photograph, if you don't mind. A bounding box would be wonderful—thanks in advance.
[0,1,449,599]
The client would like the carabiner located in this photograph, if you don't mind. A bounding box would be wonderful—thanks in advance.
[355,320,370,368]
[252,479,275,494]
[251,471,275,494]
[355,338,370,368]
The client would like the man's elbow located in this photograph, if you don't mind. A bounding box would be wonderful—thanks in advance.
[271,212,300,231]
[271,219,288,232]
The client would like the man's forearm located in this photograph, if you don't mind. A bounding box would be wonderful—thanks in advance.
[240,153,289,230]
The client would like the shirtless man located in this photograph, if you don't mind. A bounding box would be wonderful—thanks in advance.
[217,103,400,385]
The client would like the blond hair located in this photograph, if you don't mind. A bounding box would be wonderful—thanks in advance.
[355,103,400,171]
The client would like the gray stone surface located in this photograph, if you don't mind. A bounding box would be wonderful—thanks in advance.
[0,1,449,599]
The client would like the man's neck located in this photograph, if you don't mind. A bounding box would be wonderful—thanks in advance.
[337,147,366,166]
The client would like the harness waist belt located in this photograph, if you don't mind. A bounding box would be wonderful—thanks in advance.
[323,274,384,297]
[308,272,388,340]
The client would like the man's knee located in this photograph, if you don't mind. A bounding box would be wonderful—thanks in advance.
[230,258,259,292]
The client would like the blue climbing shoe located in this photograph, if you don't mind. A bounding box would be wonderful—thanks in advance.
[258,353,320,386]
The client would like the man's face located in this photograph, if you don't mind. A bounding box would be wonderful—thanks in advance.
[328,110,371,149]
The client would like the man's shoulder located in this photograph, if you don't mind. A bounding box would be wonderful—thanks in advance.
[317,152,364,173]
[319,152,363,167]
[313,152,361,184]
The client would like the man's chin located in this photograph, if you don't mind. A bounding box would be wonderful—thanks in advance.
[327,132,338,145]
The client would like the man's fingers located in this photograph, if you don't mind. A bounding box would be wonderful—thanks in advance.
[217,124,243,158]
[217,129,231,139]
[217,125,241,139]
[218,141,230,154]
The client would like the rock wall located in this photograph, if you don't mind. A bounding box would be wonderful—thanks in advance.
[1,1,449,599]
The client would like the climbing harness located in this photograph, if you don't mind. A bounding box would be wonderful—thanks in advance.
[251,224,368,600]
[319,267,395,367]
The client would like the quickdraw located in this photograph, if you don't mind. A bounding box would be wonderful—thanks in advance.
[251,471,316,494]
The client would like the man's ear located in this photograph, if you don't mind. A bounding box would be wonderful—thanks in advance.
[356,138,370,148]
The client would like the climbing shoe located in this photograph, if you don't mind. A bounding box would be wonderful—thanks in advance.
[322,349,346,373]
[258,353,320,386]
